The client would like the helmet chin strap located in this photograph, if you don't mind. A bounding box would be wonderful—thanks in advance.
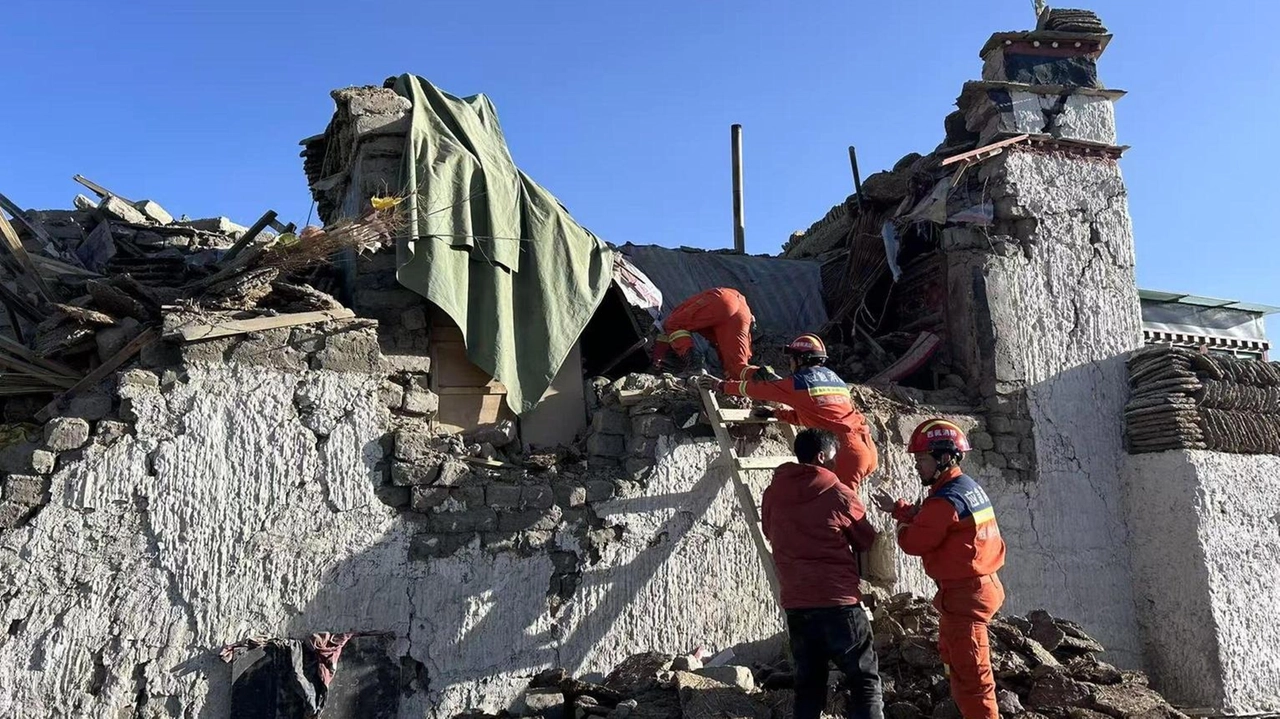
[921,452,957,486]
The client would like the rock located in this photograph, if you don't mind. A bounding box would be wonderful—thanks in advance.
[99,195,148,224]
[436,459,471,486]
[43,417,90,452]
[485,484,523,508]
[632,413,676,438]
[3,474,48,505]
[402,388,440,418]
[694,666,755,692]
[310,324,385,373]
[675,671,770,719]
[1090,684,1180,719]
[884,702,923,719]
[585,480,616,502]
[1067,709,1113,719]
[1065,658,1123,685]
[1030,619,1066,651]
[66,392,113,421]
[1022,636,1064,669]
[401,306,428,331]
[900,637,942,669]
[860,169,910,204]
[411,486,451,511]
[1027,672,1093,709]
[524,689,567,719]
[392,461,440,486]
[180,217,249,237]
[73,194,98,211]
[996,689,1023,715]
[133,200,173,225]
[0,500,36,529]
[95,420,130,446]
[29,449,56,475]
[95,317,142,363]
[466,419,517,448]
[605,652,674,695]
[930,699,960,719]
[608,699,638,719]
[671,655,703,672]
[533,668,570,688]
[591,409,629,436]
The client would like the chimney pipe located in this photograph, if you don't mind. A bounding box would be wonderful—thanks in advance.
[731,124,745,254]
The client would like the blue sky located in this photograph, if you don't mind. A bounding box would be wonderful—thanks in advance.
[2,1,1277,321]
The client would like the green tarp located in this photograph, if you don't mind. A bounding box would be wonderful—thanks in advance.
[391,75,615,415]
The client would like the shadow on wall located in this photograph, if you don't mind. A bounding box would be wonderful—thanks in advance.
[286,442,784,718]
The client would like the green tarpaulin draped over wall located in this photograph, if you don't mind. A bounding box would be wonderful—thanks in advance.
[391,74,615,415]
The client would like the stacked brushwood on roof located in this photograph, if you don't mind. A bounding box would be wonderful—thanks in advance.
[1126,345,1280,454]
[471,592,1186,719]
[1038,8,1108,34]
[0,179,401,409]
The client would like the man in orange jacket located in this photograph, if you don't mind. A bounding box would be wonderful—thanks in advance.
[872,419,1006,719]
[699,334,878,489]
[652,287,772,381]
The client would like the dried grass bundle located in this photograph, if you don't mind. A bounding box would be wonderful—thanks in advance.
[257,202,406,273]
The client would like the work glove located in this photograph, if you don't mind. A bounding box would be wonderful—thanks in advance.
[752,365,783,382]
[750,406,775,420]
[691,374,721,392]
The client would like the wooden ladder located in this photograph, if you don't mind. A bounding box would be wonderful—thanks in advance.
[698,387,797,606]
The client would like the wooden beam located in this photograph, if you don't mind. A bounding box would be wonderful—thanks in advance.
[0,206,52,301]
[0,334,82,379]
[940,134,1031,167]
[72,174,134,204]
[735,456,792,471]
[0,353,78,389]
[0,192,69,265]
[168,308,354,342]
[220,210,278,265]
[0,281,42,322]
[35,328,158,422]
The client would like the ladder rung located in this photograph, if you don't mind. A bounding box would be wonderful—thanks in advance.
[736,456,792,471]
[718,409,777,425]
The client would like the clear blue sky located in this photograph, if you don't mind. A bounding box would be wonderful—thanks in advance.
[3,1,1277,320]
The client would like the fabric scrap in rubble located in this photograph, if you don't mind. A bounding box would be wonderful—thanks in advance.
[392,74,615,415]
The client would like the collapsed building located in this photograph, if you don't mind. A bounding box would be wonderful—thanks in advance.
[0,5,1276,719]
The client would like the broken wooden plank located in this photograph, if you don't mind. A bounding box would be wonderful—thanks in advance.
[941,134,1031,167]
[0,206,52,300]
[221,210,279,265]
[168,308,354,343]
[72,174,135,204]
[463,456,514,469]
[36,328,158,422]
[718,408,777,424]
[0,353,79,389]
[0,192,80,268]
[0,281,42,323]
[0,332,82,379]
[31,254,102,279]
[866,331,942,387]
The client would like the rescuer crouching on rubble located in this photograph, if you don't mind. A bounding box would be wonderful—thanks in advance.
[651,287,779,381]
[695,334,879,489]
[764,428,883,719]
[872,420,1007,719]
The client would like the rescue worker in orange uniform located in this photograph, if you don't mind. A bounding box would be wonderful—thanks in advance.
[872,420,1006,719]
[652,287,773,381]
[697,334,879,489]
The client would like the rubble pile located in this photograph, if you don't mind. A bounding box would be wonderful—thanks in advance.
[480,595,1185,719]
[0,182,399,411]
[1125,345,1280,454]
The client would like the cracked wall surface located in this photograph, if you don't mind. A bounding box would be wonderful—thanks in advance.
[0,362,781,718]
[944,150,1144,666]
[1124,450,1280,714]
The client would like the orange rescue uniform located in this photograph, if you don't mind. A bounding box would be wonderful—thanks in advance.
[653,288,758,380]
[722,365,879,488]
[893,466,1006,719]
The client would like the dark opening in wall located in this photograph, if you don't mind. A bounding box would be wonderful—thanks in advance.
[580,287,649,379]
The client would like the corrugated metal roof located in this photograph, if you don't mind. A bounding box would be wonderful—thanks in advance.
[618,244,829,335]
[1139,289,1280,315]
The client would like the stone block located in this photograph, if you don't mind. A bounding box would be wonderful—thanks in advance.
[451,485,485,508]
[585,480,616,503]
[694,665,755,691]
[179,217,249,237]
[994,435,1021,455]
[0,501,35,529]
[1011,419,1034,434]
[482,531,521,552]
[29,449,56,475]
[409,533,471,560]
[486,483,522,508]
[3,474,48,505]
[99,195,147,224]
[1007,454,1033,471]
[400,306,427,331]
[66,392,113,421]
[522,485,555,509]
[73,194,98,211]
[95,421,130,446]
[554,483,587,508]
[465,420,517,448]
[986,452,1008,469]
[43,417,90,452]
[393,428,433,463]
[623,458,652,482]
[379,381,405,409]
[426,508,497,533]
[969,431,995,451]
[139,338,181,369]
[436,459,471,486]
[632,413,676,438]
[987,415,1012,434]
[392,461,440,486]
[310,324,385,373]
[374,484,410,508]
[133,200,174,225]
[523,688,566,719]
[591,409,628,436]
[0,440,37,475]
[626,434,659,459]
[401,388,439,418]
[587,433,625,459]
[96,318,142,362]
[411,486,451,511]
[498,505,563,532]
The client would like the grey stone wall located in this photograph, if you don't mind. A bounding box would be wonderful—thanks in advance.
[1123,450,1280,714]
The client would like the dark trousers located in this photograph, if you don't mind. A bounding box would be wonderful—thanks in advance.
[786,605,884,719]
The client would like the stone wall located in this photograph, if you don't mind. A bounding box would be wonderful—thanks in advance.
[0,346,784,717]
[1123,450,1280,715]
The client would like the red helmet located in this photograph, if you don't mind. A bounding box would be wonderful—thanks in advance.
[908,419,971,455]
[785,334,828,361]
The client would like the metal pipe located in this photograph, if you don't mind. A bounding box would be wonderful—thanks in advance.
[731,124,745,254]
[848,146,864,213]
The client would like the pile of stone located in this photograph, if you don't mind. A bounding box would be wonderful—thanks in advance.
[1038,8,1108,35]
[0,181,398,409]
[1125,345,1280,454]
[472,593,1184,719]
